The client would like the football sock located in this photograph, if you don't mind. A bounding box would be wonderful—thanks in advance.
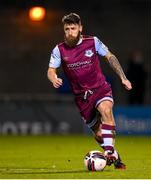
[92,123,105,150]
[101,123,115,152]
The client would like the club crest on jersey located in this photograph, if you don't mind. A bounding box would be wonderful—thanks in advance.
[85,50,94,57]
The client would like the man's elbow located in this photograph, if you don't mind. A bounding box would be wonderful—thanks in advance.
[47,67,56,81]
[47,68,51,80]
[105,51,114,60]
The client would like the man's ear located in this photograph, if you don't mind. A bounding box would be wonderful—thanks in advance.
[79,25,83,33]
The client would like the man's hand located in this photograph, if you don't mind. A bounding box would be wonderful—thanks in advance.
[52,77,63,88]
[47,68,63,88]
[121,78,132,90]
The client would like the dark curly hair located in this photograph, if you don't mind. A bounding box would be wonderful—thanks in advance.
[62,13,81,25]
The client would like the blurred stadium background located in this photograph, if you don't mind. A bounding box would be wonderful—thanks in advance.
[0,0,151,135]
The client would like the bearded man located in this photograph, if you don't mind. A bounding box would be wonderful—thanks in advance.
[47,13,132,169]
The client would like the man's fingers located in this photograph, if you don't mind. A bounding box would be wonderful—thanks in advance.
[124,82,132,90]
[53,78,63,88]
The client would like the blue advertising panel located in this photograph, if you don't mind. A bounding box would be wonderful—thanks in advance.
[114,106,151,135]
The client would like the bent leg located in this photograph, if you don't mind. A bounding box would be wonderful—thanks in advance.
[96,100,126,169]
[90,115,104,149]
[97,100,115,152]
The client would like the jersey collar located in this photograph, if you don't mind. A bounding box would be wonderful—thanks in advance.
[77,36,83,45]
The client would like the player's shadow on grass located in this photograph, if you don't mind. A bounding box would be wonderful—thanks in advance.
[8,170,87,174]
[1,168,87,174]
[1,167,113,174]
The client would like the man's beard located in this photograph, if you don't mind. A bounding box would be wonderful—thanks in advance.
[64,32,81,47]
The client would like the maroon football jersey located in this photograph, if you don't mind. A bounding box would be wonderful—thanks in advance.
[58,36,107,94]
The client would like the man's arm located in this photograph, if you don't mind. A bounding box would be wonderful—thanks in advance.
[47,67,63,88]
[105,51,132,90]
[48,45,62,88]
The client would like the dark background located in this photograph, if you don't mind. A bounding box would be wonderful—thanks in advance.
[0,0,151,105]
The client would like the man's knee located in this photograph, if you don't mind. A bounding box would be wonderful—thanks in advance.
[99,105,112,118]
[97,101,115,125]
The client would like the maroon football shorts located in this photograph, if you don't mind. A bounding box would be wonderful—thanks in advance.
[74,82,113,125]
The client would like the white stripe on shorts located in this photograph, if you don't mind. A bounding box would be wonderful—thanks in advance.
[95,97,114,108]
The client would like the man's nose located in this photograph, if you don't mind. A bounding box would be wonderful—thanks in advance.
[68,30,72,35]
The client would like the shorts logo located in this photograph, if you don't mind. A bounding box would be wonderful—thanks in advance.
[85,50,94,57]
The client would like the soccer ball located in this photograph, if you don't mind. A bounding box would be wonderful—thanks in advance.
[84,150,107,171]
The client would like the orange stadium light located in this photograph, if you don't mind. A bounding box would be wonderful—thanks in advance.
[29,6,46,21]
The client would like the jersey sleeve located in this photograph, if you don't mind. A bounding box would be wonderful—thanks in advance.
[49,45,61,68]
[94,36,109,56]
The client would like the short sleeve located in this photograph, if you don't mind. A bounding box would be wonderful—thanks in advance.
[49,45,61,68]
[94,36,109,56]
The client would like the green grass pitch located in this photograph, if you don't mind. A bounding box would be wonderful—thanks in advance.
[0,135,151,179]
